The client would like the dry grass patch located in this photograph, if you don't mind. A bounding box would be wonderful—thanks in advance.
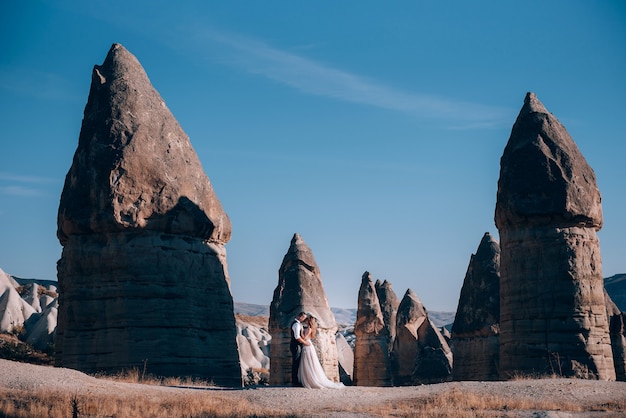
[0,388,290,418]
[95,366,215,388]
[351,387,626,418]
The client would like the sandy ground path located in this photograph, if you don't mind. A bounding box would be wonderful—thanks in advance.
[2,359,626,417]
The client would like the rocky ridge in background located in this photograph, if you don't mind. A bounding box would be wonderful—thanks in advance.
[606,274,626,312]
[56,43,240,386]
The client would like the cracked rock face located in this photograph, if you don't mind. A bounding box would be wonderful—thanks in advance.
[269,234,339,385]
[495,92,614,380]
[56,44,241,386]
[451,232,500,381]
[391,289,452,385]
[606,291,626,381]
[353,272,392,386]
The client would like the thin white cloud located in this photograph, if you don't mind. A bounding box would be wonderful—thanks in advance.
[0,185,46,197]
[190,27,509,125]
[0,173,58,197]
[0,173,57,184]
[0,68,81,102]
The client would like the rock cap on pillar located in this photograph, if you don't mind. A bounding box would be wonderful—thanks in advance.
[495,92,602,230]
[58,43,231,245]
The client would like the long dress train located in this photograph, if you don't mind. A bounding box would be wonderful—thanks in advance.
[298,339,344,389]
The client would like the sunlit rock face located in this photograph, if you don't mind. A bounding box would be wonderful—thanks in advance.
[268,234,339,385]
[391,289,453,385]
[56,43,241,386]
[375,279,400,347]
[451,232,500,381]
[353,272,392,386]
[495,92,614,380]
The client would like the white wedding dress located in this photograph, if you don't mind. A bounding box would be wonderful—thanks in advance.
[298,338,344,389]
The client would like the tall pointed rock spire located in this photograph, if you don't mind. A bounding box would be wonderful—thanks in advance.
[56,44,240,386]
[495,92,614,380]
[451,232,500,381]
[269,233,339,385]
[391,289,452,385]
[353,272,392,386]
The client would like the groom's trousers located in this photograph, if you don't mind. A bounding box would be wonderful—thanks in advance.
[290,338,302,386]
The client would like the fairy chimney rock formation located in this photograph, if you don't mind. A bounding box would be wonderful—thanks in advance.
[353,272,392,386]
[392,289,453,385]
[451,232,500,381]
[56,43,241,386]
[269,233,339,385]
[495,92,615,380]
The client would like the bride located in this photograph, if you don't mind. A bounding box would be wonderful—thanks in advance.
[298,315,344,389]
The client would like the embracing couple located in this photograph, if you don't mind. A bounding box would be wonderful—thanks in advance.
[290,312,344,389]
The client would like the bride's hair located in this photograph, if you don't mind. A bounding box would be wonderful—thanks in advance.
[307,316,317,339]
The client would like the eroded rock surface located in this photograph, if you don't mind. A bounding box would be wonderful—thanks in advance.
[606,291,626,381]
[56,44,241,386]
[391,289,452,385]
[376,279,400,346]
[495,92,614,380]
[451,232,500,381]
[353,272,391,386]
[0,269,36,333]
[268,234,339,385]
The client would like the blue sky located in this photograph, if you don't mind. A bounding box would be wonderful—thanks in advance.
[1,1,624,311]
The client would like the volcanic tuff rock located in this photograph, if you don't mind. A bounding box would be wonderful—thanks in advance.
[375,279,400,345]
[269,234,339,385]
[451,232,500,381]
[0,269,37,333]
[56,43,241,386]
[495,92,614,380]
[391,289,453,385]
[353,272,392,386]
[606,291,626,381]
[0,271,58,352]
[236,317,270,374]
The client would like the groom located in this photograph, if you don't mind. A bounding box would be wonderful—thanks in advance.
[290,311,310,386]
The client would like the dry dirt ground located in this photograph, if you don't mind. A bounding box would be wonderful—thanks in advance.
[1,358,626,417]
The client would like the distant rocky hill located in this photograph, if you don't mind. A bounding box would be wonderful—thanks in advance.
[234,302,455,328]
[606,274,626,311]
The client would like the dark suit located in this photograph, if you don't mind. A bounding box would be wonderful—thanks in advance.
[290,319,303,386]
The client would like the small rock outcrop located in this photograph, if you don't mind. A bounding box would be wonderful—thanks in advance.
[269,234,339,385]
[236,316,271,374]
[353,272,392,386]
[391,289,453,385]
[0,269,36,333]
[451,232,500,381]
[606,291,626,381]
[56,44,241,386]
[495,92,615,380]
